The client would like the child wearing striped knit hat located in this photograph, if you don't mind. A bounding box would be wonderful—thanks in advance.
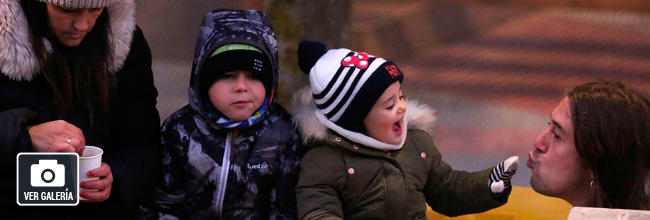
[293,40,519,219]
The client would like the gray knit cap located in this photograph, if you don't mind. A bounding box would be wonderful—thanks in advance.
[37,0,112,8]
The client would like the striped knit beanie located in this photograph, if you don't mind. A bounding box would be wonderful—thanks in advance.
[37,0,112,8]
[298,40,404,133]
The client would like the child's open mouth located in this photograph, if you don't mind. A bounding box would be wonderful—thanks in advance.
[393,119,402,134]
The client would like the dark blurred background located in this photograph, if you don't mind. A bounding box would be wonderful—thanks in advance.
[135,0,650,188]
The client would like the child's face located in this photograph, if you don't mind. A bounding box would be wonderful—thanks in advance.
[363,82,406,145]
[208,70,265,121]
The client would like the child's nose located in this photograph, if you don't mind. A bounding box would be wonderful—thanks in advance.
[396,98,406,114]
[234,76,248,92]
[397,103,406,114]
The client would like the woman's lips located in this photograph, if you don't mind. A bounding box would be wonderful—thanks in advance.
[66,33,83,39]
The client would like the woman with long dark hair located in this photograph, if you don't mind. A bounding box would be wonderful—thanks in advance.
[0,0,160,218]
[528,81,650,210]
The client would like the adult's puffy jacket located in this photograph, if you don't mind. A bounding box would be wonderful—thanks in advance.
[0,0,160,218]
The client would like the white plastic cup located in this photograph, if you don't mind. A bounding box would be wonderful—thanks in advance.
[79,146,103,200]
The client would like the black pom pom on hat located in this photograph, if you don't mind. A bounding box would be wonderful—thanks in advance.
[298,40,328,74]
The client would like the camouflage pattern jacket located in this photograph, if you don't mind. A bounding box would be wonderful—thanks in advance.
[141,10,301,220]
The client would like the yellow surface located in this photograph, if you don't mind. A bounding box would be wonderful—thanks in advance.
[427,186,572,220]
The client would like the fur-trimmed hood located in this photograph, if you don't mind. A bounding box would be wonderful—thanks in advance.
[0,0,136,81]
[292,87,436,149]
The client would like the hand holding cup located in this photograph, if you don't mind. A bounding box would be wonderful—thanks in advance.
[80,162,113,202]
[79,146,112,202]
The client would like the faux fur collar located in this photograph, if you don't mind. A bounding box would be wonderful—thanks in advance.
[292,87,437,150]
[0,0,135,81]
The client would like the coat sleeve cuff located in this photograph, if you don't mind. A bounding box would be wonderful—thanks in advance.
[0,108,38,152]
[475,167,511,206]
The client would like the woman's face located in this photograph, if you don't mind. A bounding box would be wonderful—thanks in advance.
[527,97,592,205]
[46,4,103,47]
[363,82,406,145]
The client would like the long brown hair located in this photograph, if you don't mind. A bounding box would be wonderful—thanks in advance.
[20,0,114,116]
[569,81,650,209]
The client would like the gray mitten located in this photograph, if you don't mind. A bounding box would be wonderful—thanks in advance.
[489,156,519,194]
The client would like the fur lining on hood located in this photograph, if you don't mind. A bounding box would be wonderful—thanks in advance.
[0,0,135,81]
[292,87,436,149]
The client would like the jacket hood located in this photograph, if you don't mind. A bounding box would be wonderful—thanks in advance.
[292,87,436,150]
[188,9,279,129]
[0,0,136,81]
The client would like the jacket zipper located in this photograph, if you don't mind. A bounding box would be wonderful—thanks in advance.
[215,131,235,216]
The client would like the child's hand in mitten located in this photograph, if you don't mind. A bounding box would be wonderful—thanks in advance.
[489,156,519,194]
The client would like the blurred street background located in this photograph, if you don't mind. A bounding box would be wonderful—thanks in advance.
[136,0,650,195]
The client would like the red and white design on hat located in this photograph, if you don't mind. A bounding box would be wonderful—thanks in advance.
[341,51,375,69]
[385,64,401,78]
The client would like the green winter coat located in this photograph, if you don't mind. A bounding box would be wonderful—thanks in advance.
[292,89,509,220]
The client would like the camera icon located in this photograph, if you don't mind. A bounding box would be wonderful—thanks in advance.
[30,160,65,187]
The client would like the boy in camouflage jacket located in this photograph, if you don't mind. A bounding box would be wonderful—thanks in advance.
[141,10,301,220]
